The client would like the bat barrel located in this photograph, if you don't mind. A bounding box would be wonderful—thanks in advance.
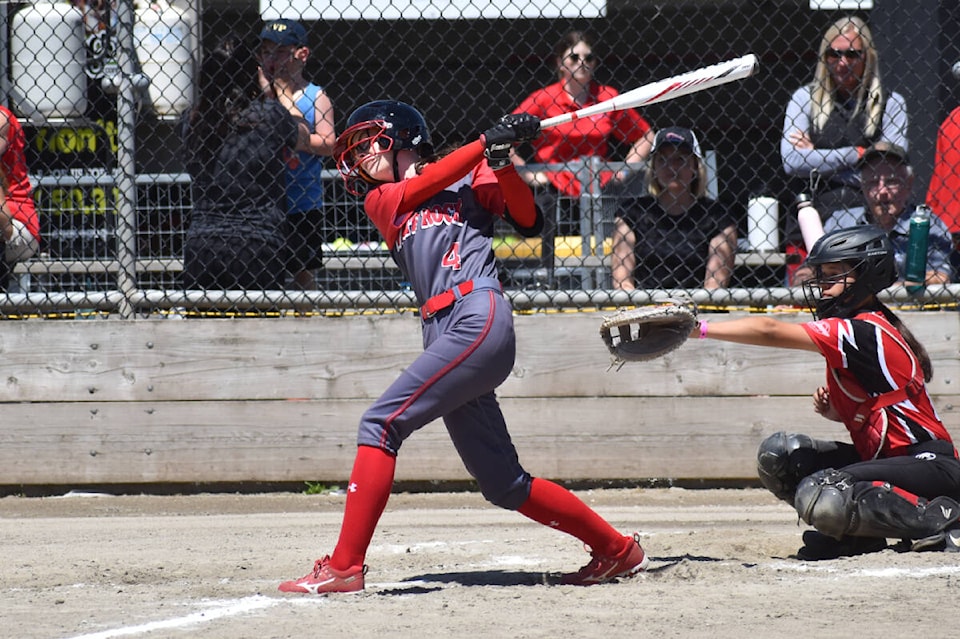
[539,54,758,130]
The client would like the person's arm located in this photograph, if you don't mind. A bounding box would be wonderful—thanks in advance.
[305,89,336,156]
[781,86,862,179]
[610,217,636,290]
[624,128,654,166]
[397,140,487,211]
[813,385,843,422]
[703,223,737,289]
[273,93,312,153]
[926,108,960,223]
[880,92,909,151]
[924,219,953,284]
[0,111,12,241]
[689,315,820,352]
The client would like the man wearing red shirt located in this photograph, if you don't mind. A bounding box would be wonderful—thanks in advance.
[0,105,39,290]
[926,105,960,276]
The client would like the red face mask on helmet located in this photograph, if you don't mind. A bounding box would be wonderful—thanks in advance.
[333,100,433,196]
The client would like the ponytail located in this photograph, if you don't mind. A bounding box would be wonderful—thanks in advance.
[878,302,933,382]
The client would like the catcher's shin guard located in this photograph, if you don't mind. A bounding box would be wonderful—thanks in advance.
[756,432,822,503]
[795,469,960,541]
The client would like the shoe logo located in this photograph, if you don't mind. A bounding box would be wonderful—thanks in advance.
[941,505,953,520]
[299,576,337,595]
[949,531,960,547]
[916,452,937,461]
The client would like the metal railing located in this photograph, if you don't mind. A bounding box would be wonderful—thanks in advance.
[5,160,957,317]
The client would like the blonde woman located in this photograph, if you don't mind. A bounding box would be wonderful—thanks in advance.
[781,16,908,214]
[611,127,737,290]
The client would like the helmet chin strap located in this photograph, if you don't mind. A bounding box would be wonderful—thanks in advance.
[392,156,402,183]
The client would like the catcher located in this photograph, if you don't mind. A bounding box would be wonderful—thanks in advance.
[690,225,960,559]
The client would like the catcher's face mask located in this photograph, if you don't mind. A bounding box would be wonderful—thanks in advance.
[803,261,868,320]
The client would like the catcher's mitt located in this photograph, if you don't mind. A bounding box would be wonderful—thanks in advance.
[599,300,698,368]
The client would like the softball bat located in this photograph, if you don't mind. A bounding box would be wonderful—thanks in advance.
[539,53,759,129]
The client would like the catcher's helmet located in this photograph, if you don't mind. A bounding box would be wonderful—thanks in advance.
[802,225,897,319]
[334,100,433,195]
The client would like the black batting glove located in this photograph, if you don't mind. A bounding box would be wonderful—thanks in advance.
[482,114,541,170]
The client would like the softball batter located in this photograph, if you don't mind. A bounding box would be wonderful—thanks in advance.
[692,225,960,559]
[279,101,647,594]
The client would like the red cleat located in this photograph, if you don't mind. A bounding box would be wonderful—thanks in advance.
[561,533,649,586]
[278,555,366,594]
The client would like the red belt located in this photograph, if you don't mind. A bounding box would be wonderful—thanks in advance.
[420,281,475,318]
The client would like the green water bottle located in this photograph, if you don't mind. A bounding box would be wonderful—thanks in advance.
[904,205,931,293]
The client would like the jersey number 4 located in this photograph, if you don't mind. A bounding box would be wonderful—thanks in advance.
[441,242,462,270]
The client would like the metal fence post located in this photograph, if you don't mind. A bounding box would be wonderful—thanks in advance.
[112,0,143,317]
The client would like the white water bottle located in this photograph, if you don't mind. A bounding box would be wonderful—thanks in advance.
[795,193,825,252]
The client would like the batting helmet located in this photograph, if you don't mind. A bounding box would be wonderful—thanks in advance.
[802,225,897,319]
[334,100,434,195]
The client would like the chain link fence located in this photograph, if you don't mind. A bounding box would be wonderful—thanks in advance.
[1,0,957,318]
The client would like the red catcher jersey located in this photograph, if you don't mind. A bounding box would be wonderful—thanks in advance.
[802,311,953,461]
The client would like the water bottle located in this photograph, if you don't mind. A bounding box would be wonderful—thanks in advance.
[905,205,931,293]
[795,193,825,252]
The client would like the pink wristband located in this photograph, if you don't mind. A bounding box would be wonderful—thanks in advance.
[698,320,708,339]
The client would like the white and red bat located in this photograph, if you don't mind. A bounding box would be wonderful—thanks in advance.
[539,54,759,129]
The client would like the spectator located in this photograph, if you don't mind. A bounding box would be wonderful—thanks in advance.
[792,142,952,286]
[926,105,960,277]
[611,127,737,290]
[781,16,908,219]
[0,105,40,290]
[181,34,309,294]
[259,19,336,290]
[510,30,653,279]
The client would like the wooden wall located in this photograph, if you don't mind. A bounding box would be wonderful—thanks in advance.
[0,311,957,488]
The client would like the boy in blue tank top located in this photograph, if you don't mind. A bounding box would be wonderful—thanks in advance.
[259,19,337,289]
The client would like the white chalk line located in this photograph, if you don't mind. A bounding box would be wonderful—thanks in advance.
[59,559,960,638]
[63,596,285,639]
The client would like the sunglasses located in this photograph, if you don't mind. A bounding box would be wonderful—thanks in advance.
[825,48,864,61]
[566,52,597,64]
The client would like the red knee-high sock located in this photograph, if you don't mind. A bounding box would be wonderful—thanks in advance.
[517,477,627,556]
[329,445,396,571]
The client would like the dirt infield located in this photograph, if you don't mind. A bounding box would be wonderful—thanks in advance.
[2,487,957,638]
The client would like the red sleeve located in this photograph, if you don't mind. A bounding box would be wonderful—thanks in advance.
[801,318,841,364]
[397,140,485,211]
[365,140,494,248]
[473,163,538,230]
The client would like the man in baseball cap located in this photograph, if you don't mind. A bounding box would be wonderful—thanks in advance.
[819,139,954,285]
[855,140,908,169]
[259,19,308,47]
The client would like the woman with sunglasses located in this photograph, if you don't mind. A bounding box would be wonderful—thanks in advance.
[691,225,960,560]
[781,16,908,282]
[509,31,654,282]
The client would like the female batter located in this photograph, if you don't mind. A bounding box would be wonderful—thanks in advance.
[279,101,647,593]
[691,225,960,559]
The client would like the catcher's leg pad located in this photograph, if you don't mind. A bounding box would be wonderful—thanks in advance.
[794,469,857,540]
[756,432,822,503]
[796,470,960,541]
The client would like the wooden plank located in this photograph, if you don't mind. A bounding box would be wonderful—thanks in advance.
[0,395,956,485]
[0,311,956,402]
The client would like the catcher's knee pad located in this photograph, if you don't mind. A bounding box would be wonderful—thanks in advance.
[794,469,857,540]
[757,432,819,503]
